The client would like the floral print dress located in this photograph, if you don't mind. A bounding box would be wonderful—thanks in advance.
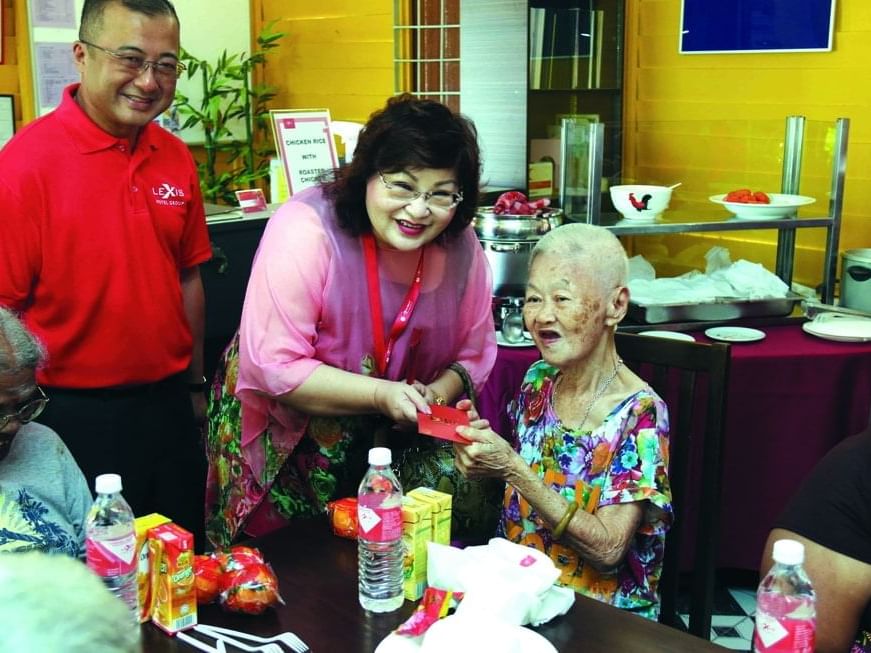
[205,334,389,549]
[501,360,673,620]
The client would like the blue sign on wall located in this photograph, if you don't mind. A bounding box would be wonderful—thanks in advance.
[680,0,835,54]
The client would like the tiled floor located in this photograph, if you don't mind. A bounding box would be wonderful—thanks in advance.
[678,577,757,650]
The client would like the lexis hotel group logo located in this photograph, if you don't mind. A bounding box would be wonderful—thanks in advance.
[151,182,186,207]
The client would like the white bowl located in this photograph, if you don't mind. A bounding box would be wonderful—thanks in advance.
[610,185,673,220]
[709,193,815,220]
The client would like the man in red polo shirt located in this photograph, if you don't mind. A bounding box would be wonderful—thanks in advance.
[0,0,210,546]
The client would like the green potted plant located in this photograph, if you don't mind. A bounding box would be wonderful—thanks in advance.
[173,24,285,205]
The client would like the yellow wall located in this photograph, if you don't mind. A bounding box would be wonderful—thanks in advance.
[255,0,394,124]
[4,0,867,290]
[0,0,394,126]
[623,0,871,287]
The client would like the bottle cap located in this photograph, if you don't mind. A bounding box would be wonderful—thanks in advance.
[368,447,392,466]
[772,538,805,565]
[94,473,122,495]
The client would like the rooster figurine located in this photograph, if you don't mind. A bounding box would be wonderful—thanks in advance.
[628,192,653,212]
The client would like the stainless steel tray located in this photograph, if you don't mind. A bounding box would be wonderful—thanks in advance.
[628,293,803,324]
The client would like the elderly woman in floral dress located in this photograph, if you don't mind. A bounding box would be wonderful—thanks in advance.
[453,223,673,620]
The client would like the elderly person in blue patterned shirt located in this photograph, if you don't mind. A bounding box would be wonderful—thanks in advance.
[0,307,92,556]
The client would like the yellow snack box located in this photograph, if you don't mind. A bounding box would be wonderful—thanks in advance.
[148,522,197,634]
[134,513,171,622]
[401,495,432,601]
[408,487,452,545]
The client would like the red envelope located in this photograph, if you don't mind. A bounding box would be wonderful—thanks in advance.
[417,405,471,444]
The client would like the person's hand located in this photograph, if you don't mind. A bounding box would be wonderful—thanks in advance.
[374,381,430,427]
[453,423,516,480]
[455,398,490,430]
[410,380,442,406]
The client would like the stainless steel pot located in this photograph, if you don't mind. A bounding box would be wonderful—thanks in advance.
[480,239,537,297]
[474,207,564,297]
[841,248,871,313]
[473,207,564,240]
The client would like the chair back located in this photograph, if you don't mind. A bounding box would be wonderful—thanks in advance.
[615,332,731,639]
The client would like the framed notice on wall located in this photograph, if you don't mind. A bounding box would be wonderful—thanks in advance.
[680,0,836,54]
[270,110,339,196]
[26,0,83,116]
[0,95,14,148]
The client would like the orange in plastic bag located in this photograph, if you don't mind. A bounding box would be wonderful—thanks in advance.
[214,545,264,572]
[327,497,359,539]
[208,545,284,615]
[193,554,224,604]
[219,561,283,615]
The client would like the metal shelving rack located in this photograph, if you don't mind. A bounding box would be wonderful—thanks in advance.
[573,116,850,304]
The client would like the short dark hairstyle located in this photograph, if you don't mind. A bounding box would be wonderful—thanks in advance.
[79,0,179,41]
[322,94,481,244]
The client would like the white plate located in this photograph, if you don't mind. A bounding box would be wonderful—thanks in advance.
[709,193,815,220]
[802,317,871,342]
[704,326,766,343]
[496,331,535,347]
[421,616,557,653]
[376,617,557,653]
[638,330,696,342]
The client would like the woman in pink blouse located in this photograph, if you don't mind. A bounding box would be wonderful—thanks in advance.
[204,95,497,547]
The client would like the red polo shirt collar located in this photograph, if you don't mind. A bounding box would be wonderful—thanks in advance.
[56,82,158,155]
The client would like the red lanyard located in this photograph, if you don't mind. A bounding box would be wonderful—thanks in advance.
[362,233,426,378]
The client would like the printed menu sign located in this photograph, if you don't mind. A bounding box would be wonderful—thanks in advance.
[270,109,339,196]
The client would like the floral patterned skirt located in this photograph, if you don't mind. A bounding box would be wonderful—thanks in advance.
[204,335,505,549]
[204,335,391,549]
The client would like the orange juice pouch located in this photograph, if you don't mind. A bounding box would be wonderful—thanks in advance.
[134,513,171,622]
[148,523,197,634]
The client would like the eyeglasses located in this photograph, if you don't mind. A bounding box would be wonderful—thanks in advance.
[79,39,186,80]
[0,386,49,430]
[378,172,463,211]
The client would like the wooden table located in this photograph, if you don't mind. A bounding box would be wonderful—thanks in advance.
[141,519,720,652]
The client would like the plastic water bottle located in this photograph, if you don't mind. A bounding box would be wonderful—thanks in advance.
[357,447,404,612]
[85,473,140,628]
[753,539,816,652]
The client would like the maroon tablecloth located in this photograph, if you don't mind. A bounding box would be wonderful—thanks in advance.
[478,324,871,571]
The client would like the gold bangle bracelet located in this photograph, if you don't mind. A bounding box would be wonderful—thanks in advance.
[552,500,579,540]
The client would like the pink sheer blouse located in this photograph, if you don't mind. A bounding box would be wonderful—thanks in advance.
[236,187,497,479]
